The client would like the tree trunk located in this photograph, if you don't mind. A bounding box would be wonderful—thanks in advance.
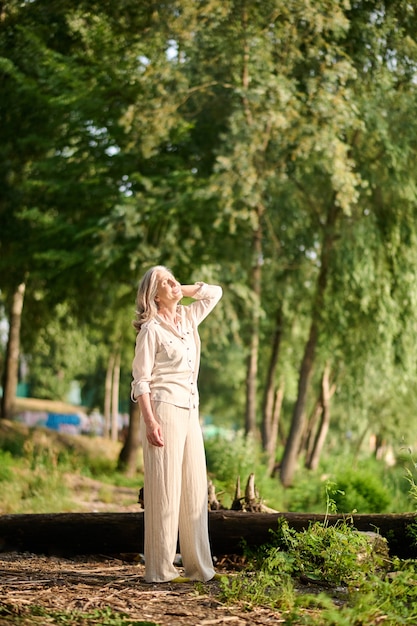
[303,398,323,460]
[240,6,262,438]
[267,382,285,476]
[279,321,318,487]
[111,351,120,442]
[302,364,333,460]
[305,364,335,470]
[280,203,339,487]
[118,399,142,475]
[0,511,415,559]
[354,423,371,461]
[244,221,263,437]
[1,282,26,420]
[103,352,114,439]
[261,305,283,451]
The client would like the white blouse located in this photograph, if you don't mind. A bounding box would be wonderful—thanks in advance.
[131,283,222,409]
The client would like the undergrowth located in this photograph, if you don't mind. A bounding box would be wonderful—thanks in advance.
[0,422,139,512]
[217,480,417,624]
[205,431,414,514]
[219,517,417,624]
[1,420,415,514]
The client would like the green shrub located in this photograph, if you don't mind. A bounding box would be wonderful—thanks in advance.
[264,518,376,586]
[205,431,262,488]
[204,431,285,510]
[283,475,326,513]
[332,468,391,513]
[293,455,415,514]
[219,517,386,619]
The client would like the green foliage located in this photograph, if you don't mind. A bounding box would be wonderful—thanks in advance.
[282,474,326,513]
[332,467,392,514]
[205,431,262,487]
[27,303,101,401]
[289,523,375,586]
[0,428,26,457]
[270,518,377,586]
[218,467,417,624]
[401,455,417,547]
[282,456,412,514]
[220,562,297,613]
[220,519,417,624]
[0,460,74,514]
[206,432,414,514]
[2,0,417,471]
[219,517,391,622]
[204,430,287,510]
[0,422,125,512]
[0,435,75,512]
[0,449,13,481]
[335,560,417,626]
[79,455,118,478]
[399,447,417,512]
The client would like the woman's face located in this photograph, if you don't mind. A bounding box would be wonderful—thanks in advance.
[155,271,182,307]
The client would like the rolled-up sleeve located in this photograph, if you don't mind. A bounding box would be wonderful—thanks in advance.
[190,282,223,325]
[131,325,156,401]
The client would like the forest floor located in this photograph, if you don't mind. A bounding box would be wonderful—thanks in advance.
[0,549,297,626]
[0,474,328,625]
[0,423,331,624]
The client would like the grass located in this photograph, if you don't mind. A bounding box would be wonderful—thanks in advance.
[0,420,141,513]
[0,603,160,625]
[1,419,415,515]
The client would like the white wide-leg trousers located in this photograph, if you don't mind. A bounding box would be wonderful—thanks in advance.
[141,401,215,583]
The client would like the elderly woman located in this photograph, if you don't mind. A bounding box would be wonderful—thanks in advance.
[131,265,222,583]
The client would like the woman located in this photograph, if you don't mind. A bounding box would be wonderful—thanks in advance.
[131,265,223,583]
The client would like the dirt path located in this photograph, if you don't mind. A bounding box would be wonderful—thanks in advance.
[0,552,287,626]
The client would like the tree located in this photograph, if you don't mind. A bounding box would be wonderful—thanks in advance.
[27,304,100,401]
[304,363,336,471]
[0,0,184,418]
[1,283,25,419]
[3,0,417,491]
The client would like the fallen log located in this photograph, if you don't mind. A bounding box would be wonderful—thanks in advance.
[0,511,416,558]
[210,511,417,559]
